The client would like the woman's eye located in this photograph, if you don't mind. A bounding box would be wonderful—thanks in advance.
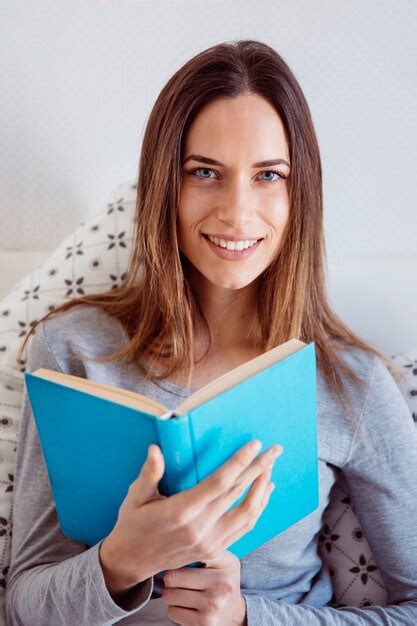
[259,170,287,182]
[187,167,287,182]
[191,167,215,179]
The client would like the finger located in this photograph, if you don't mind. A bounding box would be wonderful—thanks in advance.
[194,445,283,529]
[167,604,196,626]
[191,445,280,536]
[177,441,282,511]
[192,468,272,563]
[215,468,273,545]
[162,586,203,610]
[128,444,165,505]
[163,566,208,591]
[209,445,282,515]
[217,480,275,552]
[163,550,236,590]
[202,549,239,570]
[176,440,263,508]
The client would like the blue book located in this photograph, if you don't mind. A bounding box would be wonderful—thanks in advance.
[24,339,319,561]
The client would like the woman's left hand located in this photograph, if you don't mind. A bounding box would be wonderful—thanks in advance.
[161,550,247,625]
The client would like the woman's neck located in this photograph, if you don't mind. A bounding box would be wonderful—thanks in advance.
[189,270,262,352]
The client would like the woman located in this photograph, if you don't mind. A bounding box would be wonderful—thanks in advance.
[6,40,417,625]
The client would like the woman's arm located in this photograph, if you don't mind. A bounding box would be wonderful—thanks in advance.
[242,354,417,625]
[5,323,154,626]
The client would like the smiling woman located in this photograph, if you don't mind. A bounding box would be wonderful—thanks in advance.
[7,39,417,626]
[177,94,291,312]
[16,41,388,397]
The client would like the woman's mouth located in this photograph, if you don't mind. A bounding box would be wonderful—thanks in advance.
[202,234,263,261]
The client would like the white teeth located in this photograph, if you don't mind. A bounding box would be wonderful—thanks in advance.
[207,235,259,251]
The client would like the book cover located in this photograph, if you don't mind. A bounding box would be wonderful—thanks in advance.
[24,340,319,560]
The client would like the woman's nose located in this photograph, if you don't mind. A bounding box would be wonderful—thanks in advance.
[215,179,256,227]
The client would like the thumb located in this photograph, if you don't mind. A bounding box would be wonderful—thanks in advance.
[203,549,239,571]
[130,444,165,505]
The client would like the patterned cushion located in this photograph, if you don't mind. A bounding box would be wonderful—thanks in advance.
[0,180,416,621]
[322,351,417,608]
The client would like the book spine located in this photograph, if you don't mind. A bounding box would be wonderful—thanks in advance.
[155,413,198,496]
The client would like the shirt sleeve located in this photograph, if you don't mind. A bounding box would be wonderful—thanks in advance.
[5,322,154,626]
[243,354,417,625]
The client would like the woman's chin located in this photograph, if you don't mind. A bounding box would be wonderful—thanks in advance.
[202,270,259,291]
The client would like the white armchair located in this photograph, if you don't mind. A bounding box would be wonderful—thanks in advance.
[0,181,415,622]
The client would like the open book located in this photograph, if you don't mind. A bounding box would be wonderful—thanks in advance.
[24,338,319,561]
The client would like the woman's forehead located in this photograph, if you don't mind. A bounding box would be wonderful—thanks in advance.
[183,95,290,167]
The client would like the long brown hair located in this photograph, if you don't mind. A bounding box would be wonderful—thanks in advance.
[18,39,404,439]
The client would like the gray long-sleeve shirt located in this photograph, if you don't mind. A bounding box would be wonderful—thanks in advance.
[5,303,417,625]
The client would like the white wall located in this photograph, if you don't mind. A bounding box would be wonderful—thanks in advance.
[1,0,416,353]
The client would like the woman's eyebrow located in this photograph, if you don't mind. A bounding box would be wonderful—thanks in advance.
[182,154,290,168]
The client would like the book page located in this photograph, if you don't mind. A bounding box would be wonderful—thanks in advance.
[32,369,170,418]
[176,338,306,415]
[32,338,307,420]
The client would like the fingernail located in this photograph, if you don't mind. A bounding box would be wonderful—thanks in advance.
[249,440,262,453]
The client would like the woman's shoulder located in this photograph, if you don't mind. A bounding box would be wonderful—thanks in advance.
[316,340,408,466]
[29,304,126,375]
[327,339,414,454]
[329,337,377,375]
[317,339,377,409]
[326,339,407,418]
[40,303,123,337]
[43,302,117,330]
[329,339,402,400]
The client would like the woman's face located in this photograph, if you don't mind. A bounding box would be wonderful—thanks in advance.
[177,93,291,290]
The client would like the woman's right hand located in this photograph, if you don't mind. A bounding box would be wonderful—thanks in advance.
[99,440,283,595]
